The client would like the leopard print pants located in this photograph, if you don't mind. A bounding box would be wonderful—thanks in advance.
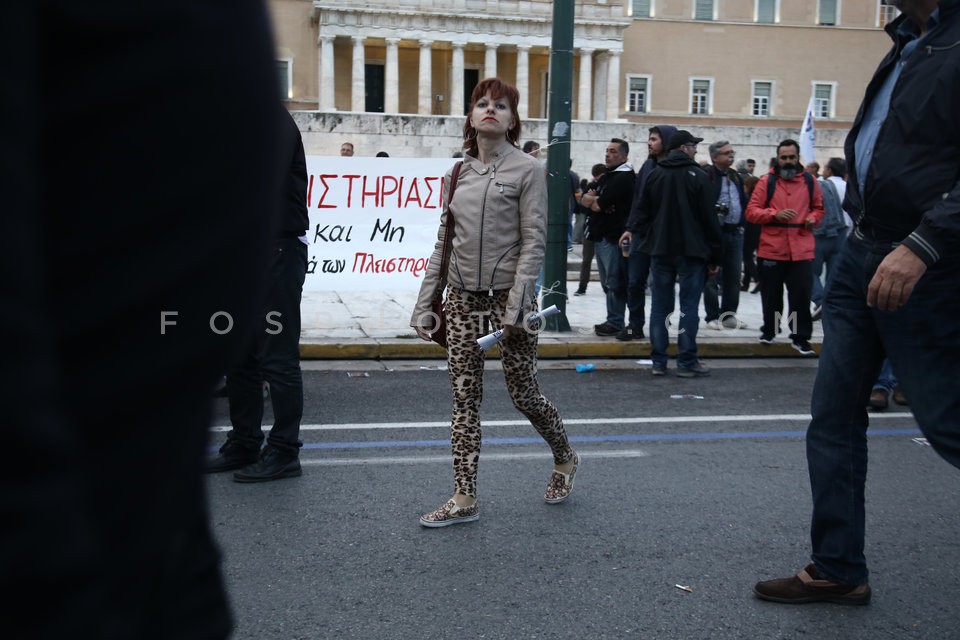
[443,287,573,498]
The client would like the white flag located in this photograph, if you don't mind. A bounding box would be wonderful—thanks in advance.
[800,94,816,165]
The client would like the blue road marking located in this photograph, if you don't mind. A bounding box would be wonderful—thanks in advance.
[295,428,921,451]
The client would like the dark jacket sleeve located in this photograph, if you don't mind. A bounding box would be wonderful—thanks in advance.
[698,172,723,265]
[625,159,655,232]
[902,177,960,266]
[633,174,657,241]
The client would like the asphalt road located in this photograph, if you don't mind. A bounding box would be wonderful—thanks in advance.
[206,359,959,640]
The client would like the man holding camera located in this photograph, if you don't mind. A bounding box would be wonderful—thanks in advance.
[701,140,749,330]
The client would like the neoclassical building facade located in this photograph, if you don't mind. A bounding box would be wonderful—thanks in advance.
[269,0,897,164]
[281,0,630,121]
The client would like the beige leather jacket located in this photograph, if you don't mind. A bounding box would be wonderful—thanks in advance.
[411,141,547,328]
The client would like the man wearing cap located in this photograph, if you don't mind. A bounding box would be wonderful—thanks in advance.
[633,130,722,377]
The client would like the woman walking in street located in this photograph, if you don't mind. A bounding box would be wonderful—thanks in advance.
[410,78,579,527]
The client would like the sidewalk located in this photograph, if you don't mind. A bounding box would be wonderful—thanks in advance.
[299,244,824,360]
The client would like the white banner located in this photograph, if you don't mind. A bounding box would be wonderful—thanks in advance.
[303,156,457,290]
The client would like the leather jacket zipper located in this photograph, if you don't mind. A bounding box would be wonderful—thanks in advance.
[477,168,495,291]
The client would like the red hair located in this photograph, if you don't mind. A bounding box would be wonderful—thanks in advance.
[461,77,522,156]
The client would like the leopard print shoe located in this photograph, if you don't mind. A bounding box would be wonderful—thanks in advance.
[419,499,480,528]
[544,452,580,504]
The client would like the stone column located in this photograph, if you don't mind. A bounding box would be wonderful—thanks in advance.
[577,48,594,121]
[319,35,335,111]
[351,36,365,112]
[484,44,497,80]
[418,40,433,115]
[450,42,465,116]
[606,50,622,121]
[516,44,530,120]
[385,37,400,113]
[593,52,609,120]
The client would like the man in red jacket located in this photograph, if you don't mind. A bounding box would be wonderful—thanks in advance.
[745,139,824,355]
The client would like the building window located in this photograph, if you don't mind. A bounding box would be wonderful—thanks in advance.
[277,59,292,100]
[627,76,650,113]
[752,81,772,117]
[819,0,838,25]
[695,0,714,21]
[756,0,777,23]
[631,0,651,18]
[690,78,712,115]
[878,1,900,27]
[814,83,835,118]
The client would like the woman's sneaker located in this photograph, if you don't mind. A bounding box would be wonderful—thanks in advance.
[419,499,479,528]
[544,452,580,503]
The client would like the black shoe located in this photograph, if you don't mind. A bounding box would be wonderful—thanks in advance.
[206,439,260,473]
[791,339,817,356]
[676,361,711,378]
[233,445,302,483]
[573,288,587,296]
[594,322,620,337]
[617,326,644,340]
[758,333,775,345]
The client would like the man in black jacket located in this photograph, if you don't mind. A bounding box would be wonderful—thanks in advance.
[1,2,285,636]
[581,138,636,337]
[635,130,721,377]
[620,124,678,341]
[207,110,310,482]
[755,0,960,606]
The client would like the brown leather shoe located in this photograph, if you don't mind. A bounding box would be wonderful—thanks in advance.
[868,388,889,410]
[892,385,908,406]
[754,564,871,605]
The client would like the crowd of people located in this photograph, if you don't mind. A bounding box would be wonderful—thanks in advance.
[11,2,954,636]
[570,128,835,371]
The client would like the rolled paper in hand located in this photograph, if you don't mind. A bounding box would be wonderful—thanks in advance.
[476,305,562,351]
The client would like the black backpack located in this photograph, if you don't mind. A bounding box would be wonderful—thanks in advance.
[764,172,814,212]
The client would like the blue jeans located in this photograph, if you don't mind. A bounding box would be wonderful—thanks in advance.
[806,230,960,585]
[649,255,706,368]
[626,236,651,332]
[703,228,744,321]
[811,233,844,306]
[594,239,628,329]
[872,358,897,394]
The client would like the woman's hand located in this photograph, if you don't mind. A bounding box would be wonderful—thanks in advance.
[414,326,433,341]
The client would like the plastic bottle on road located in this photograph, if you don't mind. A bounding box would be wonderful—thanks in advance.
[575,363,595,373]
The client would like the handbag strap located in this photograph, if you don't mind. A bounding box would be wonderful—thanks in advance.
[434,161,463,300]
